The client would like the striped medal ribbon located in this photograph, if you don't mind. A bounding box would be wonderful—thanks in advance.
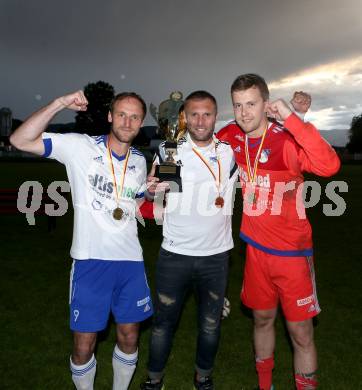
[106,138,130,220]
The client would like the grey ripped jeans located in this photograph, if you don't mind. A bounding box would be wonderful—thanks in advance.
[147,247,229,379]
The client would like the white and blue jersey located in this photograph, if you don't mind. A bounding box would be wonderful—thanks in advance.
[153,133,238,256]
[42,132,146,262]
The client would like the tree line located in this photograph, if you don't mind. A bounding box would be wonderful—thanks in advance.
[347,113,362,153]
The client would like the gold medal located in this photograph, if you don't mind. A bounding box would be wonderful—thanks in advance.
[215,196,224,208]
[107,138,130,221]
[113,207,124,220]
[192,141,224,209]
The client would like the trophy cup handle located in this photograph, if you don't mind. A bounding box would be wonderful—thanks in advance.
[150,103,158,124]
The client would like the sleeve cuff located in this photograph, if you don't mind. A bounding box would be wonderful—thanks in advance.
[42,138,52,158]
[135,192,145,199]
[283,113,306,135]
[293,110,306,121]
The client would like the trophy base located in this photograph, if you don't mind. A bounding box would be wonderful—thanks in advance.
[155,164,182,192]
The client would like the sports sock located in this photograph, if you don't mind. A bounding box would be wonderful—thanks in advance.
[295,372,318,389]
[112,345,138,390]
[70,354,96,390]
[256,355,274,390]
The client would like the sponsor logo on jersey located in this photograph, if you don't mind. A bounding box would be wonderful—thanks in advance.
[137,296,151,307]
[92,199,103,210]
[209,156,218,163]
[259,149,271,163]
[234,146,241,153]
[239,167,271,188]
[235,134,244,141]
[89,174,114,193]
[127,165,136,174]
[164,238,175,246]
[88,174,137,198]
[93,155,104,164]
[297,295,314,306]
[144,303,151,312]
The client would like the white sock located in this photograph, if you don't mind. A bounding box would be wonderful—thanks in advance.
[70,354,96,390]
[112,345,138,390]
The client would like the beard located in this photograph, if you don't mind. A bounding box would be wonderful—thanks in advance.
[188,127,214,143]
[111,126,137,144]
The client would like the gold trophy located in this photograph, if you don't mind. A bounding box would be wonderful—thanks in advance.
[151,91,185,192]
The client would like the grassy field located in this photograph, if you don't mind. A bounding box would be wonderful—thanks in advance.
[0,161,361,389]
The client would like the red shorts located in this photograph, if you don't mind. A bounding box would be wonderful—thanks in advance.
[241,245,321,321]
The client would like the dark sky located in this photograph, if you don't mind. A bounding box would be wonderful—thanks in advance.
[1,0,361,129]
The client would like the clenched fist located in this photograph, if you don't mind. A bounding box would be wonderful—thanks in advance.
[290,91,312,114]
[267,99,293,122]
[57,90,88,111]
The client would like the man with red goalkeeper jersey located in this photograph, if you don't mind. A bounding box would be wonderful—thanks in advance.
[217,74,340,390]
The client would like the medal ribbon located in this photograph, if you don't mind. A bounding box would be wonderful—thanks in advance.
[244,124,268,184]
[192,145,221,194]
[106,138,130,207]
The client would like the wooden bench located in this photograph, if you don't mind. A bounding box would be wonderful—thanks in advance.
[0,188,57,231]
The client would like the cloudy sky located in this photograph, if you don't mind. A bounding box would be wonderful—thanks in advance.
[1,0,361,132]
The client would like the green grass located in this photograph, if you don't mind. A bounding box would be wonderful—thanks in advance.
[0,161,361,389]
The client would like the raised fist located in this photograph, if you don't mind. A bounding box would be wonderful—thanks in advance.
[267,99,293,122]
[290,91,312,114]
[57,90,88,111]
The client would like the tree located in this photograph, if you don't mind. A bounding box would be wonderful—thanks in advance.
[347,113,362,153]
[75,81,115,135]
